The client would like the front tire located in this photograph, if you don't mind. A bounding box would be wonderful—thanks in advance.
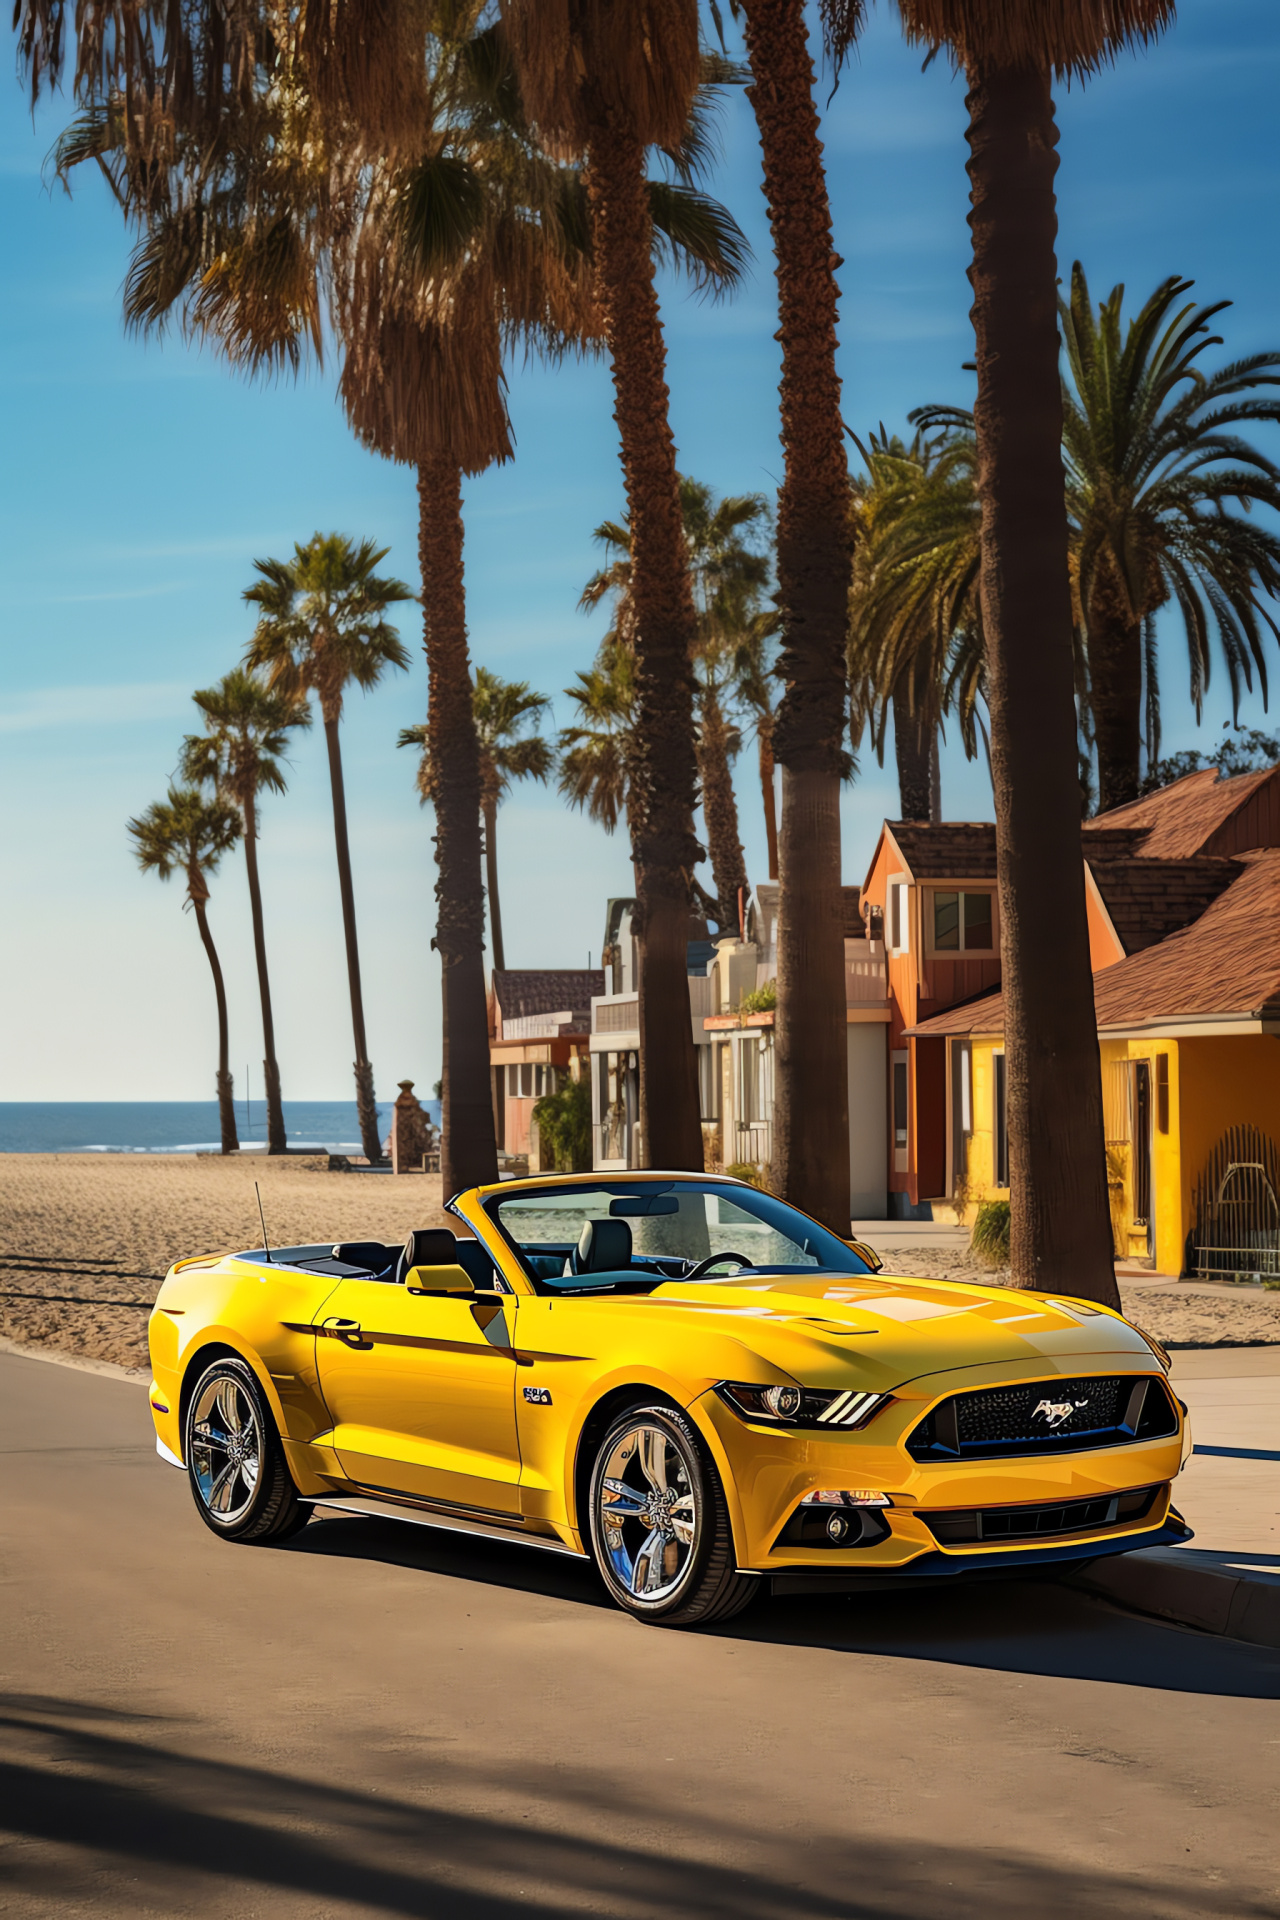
[587,1404,757,1627]
[184,1358,308,1544]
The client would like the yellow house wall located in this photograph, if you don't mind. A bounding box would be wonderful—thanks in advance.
[950,1036,1005,1224]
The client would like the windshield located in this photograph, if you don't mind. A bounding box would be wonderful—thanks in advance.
[486,1180,872,1293]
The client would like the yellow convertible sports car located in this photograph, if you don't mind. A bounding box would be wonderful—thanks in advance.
[147,1171,1191,1627]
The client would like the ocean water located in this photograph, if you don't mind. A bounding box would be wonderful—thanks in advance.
[0,1100,442,1155]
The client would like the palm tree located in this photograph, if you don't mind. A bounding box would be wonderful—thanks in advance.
[732,0,855,1228]
[244,534,413,1164]
[502,2,744,1170]
[128,787,242,1155]
[1059,263,1280,812]
[825,0,1174,1307]
[577,477,770,933]
[179,669,311,1154]
[847,424,983,821]
[398,667,553,972]
[729,612,783,881]
[558,647,638,837]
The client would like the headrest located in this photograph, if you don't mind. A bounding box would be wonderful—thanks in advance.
[577,1217,632,1273]
[396,1227,457,1286]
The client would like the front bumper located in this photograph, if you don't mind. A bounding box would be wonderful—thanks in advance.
[694,1368,1190,1576]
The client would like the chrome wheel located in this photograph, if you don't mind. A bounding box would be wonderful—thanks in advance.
[596,1420,700,1604]
[190,1375,261,1524]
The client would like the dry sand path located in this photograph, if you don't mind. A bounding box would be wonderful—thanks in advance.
[1,1154,1276,1373]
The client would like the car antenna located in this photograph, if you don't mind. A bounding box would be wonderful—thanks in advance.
[254,1181,274,1262]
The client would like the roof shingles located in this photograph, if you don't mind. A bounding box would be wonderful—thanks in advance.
[909,850,1280,1037]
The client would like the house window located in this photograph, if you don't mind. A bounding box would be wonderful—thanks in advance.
[889,881,909,954]
[520,1063,534,1098]
[932,890,994,952]
[507,1064,518,1097]
[994,1051,1009,1187]
[950,1038,972,1192]
[892,1051,909,1150]
[1156,1054,1169,1134]
[740,1039,760,1124]
[698,1046,718,1121]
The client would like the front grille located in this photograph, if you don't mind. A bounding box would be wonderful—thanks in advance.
[906,1374,1178,1462]
[922,1482,1163,1547]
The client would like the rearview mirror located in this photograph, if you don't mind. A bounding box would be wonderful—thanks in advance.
[406,1264,475,1296]
[610,1195,679,1217]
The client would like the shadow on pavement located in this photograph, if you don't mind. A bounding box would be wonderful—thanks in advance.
[283,1514,1280,1699]
[0,1693,1269,1919]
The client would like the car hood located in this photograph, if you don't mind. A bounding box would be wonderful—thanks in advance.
[644,1271,1158,1390]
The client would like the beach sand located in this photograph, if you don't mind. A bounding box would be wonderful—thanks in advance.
[0,1154,453,1371]
[1,1153,1276,1373]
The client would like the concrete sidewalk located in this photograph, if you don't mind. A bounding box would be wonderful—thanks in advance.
[1074,1345,1280,1646]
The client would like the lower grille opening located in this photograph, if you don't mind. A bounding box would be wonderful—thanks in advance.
[922,1483,1164,1547]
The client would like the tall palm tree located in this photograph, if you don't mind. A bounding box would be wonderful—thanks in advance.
[244,534,413,1164]
[1059,263,1280,812]
[577,477,769,933]
[826,0,1174,1306]
[127,787,242,1155]
[847,424,983,821]
[179,669,311,1154]
[502,1,742,1170]
[731,0,854,1228]
[399,667,553,972]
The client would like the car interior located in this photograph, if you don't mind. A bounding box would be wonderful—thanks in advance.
[249,1232,505,1290]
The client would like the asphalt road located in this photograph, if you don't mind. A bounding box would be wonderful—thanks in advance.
[2,1350,1278,1919]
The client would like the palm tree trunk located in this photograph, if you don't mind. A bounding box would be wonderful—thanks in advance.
[893,680,934,823]
[418,453,499,1196]
[964,58,1118,1308]
[758,714,779,881]
[482,794,506,973]
[696,685,748,934]
[1087,555,1143,813]
[321,711,382,1164]
[583,108,703,1171]
[739,0,852,1229]
[242,795,287,1154]
[191,885,239,1155]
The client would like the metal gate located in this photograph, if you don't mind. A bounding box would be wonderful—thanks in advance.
[1191,1125,1280,1281]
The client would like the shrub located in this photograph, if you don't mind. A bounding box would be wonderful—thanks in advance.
[532,1076,592,1172]
[725,1161,765,1188]
[739,978,776,1015]
[972,1198,1011,1269]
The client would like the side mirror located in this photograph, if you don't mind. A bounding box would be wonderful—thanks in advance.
[844,1239,883,1274]
[406,1264,475,1296]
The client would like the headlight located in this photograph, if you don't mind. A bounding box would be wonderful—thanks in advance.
[717,1381,891,1430]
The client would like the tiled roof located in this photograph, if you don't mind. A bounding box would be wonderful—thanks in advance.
[491,969,604,1021]
[1087,854,1238,956]
[886,822,997,880]
[908,850,1280,1036]
[1084,765,1279,858]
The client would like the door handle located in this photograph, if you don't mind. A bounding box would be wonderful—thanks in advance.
[321,1316,363,1342]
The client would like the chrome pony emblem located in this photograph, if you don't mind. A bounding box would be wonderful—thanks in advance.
[1032,1396,1089,1429]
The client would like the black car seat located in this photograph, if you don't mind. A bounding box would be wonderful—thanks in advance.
[332,1241,397,1280]
[394,1227,459,1287]
[573,1217,633,1275]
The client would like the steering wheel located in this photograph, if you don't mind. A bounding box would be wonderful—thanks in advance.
[684,1251,756,1279]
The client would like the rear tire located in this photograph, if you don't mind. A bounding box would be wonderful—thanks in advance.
[587,1403,758,1627]
[184,1357,309,1544]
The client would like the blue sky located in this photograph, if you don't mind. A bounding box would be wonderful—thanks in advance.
[2,0,1279,1101]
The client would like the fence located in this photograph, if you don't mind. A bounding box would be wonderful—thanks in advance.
[1191,1124,1280,1281]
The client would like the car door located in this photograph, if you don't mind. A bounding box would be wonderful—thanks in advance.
[313,1278,522,1513]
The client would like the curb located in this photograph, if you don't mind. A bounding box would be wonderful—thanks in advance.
[1072,1548,1280,1649]
[0,1333,149,1385]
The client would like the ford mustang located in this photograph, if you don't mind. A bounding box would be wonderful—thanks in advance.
[147,1171,1191,1626]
